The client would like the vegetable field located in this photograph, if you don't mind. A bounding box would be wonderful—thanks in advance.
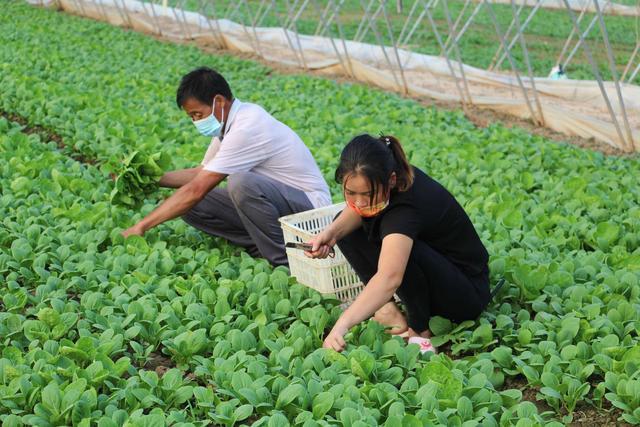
[2,1,640,426]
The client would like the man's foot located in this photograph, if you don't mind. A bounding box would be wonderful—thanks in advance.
[373,302,408,335]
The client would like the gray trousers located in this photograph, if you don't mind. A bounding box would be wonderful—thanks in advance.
[183,171,314,266]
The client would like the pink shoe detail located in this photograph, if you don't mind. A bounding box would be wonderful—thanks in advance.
[408,337,437,354]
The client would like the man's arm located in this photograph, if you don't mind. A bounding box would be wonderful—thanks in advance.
[159,166,203,188]
[122,169,227,237]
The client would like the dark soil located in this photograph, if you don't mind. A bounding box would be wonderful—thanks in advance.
[502,376,632,426]
[143,351,176,377]
[1,111,98,165]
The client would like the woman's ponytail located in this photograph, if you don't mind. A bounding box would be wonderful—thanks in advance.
[379,135,414,191]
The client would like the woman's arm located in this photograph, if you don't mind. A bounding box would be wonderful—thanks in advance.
[158,166,203,188]
[327,206,363,241]
[306,206,362,258]
[323,233,414,351]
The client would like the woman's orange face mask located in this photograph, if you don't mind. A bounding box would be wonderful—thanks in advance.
[343,173,395,218]
[346,199,389,217]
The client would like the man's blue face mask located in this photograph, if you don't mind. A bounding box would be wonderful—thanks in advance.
[193,96,225,137]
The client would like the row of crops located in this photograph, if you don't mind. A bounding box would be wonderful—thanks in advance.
[2,1,640,425]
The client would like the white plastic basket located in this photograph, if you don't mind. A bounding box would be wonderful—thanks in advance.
[279,202,364,304]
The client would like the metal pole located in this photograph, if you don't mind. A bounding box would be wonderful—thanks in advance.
[443,1,482,50]
[318,0,346,37]
[361,1,386,42]
[560,0,628,151]
[313,0,333,35]
[197,0,220,48]
[257,0,274,26]
[628,60,640,83]
[140,0,163,36]
[170,0,190,40]
[110,0,130,27]
[75,0,88,18]
[593,0,635,150]
[333,0,357,77]
[509,0,545,125]
[487,1,526,70]
[441,0,474,104]
[484,0,540,125]
[398,0,421,45]
[95,0,110,23]
[244,0,267,59]
[621,43,639,82]
[442,0,474,53]
[362,0,403,90]
[423,3,470,105]
[288,0,311,31]
[309,0,350,74]
[152,1,168,36]
[493,0,543,72]
[356,0,385,43]
[284,0,301,28]
[253,0,270,26]
[312,0,331,36]
[562,3,611,71]
[288,0,311,70]
[555,0,590,67]
[401,0,439,48]
[233,0,262,58]
[381,0,410,94]
[225,0,243,21]
[116,0,134,29]
[178,0,195,40]
[276,0,306,67]
[355,0,377,42]
[209,0,228,49]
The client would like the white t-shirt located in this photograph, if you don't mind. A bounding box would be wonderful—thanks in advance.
[201,99,331,209]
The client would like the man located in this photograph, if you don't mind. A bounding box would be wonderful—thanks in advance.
[121,67,331,266]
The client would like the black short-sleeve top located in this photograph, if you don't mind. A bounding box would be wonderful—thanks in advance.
[361,166,489,276]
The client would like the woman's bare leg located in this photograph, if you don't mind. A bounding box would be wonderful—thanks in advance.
[373,301,409,335]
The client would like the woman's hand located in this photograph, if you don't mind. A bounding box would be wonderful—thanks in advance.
[304,231,336,259]
[323,322,349,352]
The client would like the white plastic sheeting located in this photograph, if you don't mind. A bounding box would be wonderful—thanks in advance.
[25,0,640,151]
[481,0,640,17]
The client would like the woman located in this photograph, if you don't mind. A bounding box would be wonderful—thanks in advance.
[306,134,491,352]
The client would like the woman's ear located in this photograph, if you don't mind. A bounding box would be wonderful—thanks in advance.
[389,172,397,189]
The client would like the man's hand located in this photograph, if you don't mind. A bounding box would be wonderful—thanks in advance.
[118,169,226,237]
[121,224,145,238]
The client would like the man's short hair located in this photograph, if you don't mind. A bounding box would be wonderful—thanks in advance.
[176,67,233,108]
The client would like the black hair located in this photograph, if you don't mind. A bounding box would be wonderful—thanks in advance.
[335,134,414,204]
[176,67,233,108]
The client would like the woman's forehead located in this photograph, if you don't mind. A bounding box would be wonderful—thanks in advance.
[344,174,371,191]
